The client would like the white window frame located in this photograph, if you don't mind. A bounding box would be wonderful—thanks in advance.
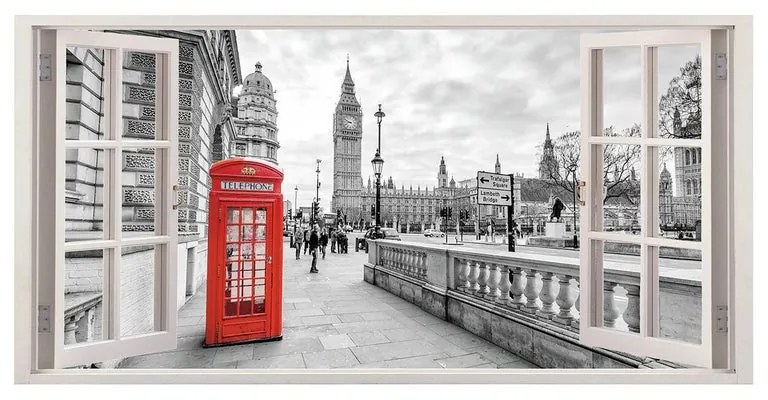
[578,29,729,368]
[35,29,180,369]
[14,15,752,384]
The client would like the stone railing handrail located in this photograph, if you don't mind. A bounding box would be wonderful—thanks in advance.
[368,240,702,342]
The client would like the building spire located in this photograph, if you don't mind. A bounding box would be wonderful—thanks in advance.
[546,121,551,140]
[343,55,354,86]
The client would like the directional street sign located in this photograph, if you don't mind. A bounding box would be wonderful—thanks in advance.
[476,171,512,206]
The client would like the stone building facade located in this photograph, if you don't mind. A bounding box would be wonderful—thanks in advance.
[63,30,242,351]
[331,59,364,219]
[231,61,279,163]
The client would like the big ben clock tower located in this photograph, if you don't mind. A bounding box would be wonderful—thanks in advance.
[331,57,364,221]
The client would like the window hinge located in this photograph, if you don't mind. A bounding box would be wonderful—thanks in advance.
[39,54,52,81]
[217,264,221,279]
[215,322,219,339]
[716,305,728,334]
[38,305,51,333]
[715,53,728,80]
[218,208,222,222]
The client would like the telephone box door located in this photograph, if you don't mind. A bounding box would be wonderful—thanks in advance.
[218,201,275,342]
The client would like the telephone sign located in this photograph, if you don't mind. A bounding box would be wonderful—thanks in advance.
[205,158,284,347]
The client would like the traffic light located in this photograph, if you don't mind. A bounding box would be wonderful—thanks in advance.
[287,209,292,219]
[440,207,446,218]
[447,208,453,219]
[370,204,375,217]
[313,201,320,221]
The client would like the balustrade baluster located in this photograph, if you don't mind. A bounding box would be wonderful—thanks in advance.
[603,282,621,328]
[408,250,414,276]
[468,261,479,293]
[623,284,641,333]
[553,275,575,325]
[477,261,490,297]
[536,272,556,319]
[509,267,525,308]
[496,265,512,305]
[523,269,541,313]
[64,315,79,345]
[455,258,467,291]
[420,253,427,280]
[484,263,500,301]
[571,278,581,329]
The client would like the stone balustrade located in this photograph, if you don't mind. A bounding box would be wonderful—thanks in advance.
[365,239,702,368]
[64,292,103,346]
[377,243,428,281]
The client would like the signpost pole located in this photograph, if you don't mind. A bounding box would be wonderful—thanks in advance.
[508,174,515,252]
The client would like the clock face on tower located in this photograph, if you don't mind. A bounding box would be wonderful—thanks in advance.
[343,116,357,129]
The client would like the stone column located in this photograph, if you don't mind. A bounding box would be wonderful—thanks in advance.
[536,272,556,320]
[477,262,490,297]
[468,261,479,293]
[603,281,621,328]
[623,284,641,333]
[496,265,512,305]
[484,263,500,301]
[553,275,575,325]
[523,269,541,313]
[509,267,525,309]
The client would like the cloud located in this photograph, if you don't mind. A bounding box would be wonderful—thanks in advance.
[235,29,653,211]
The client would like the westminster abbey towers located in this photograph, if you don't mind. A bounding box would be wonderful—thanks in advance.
[331,59,364,219]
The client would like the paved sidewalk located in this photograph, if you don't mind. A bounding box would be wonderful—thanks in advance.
[118,242,537,369]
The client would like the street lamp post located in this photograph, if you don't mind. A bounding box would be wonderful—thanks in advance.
[315,159,321,226]
[372,104,386,229]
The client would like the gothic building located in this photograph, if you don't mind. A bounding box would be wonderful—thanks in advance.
[331,58,364,218]
[231,61,279,163]
[359,158,457,232]
[538,122,558,180]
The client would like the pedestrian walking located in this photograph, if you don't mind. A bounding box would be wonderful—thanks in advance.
[330,227,337,253]
[303,228,310,255]
[294,231,302,260]
[309,226,319,273]
[319,228,328,259]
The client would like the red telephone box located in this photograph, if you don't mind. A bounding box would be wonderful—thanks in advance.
[204,158,284,346]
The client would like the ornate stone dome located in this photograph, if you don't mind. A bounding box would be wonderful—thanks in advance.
[241,61,274,98]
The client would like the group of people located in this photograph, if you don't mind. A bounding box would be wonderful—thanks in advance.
[292,225,350,274]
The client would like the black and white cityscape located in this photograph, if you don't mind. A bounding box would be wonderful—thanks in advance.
[61,29,703,369]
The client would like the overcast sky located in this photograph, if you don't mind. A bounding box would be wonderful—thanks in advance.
[234,30,698,210]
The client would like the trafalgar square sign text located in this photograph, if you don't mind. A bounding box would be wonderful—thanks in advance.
[476,171,512,206]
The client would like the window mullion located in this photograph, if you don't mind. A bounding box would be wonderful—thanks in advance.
[108,47,124,340]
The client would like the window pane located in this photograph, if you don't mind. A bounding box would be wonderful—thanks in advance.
[64,249,105,346]
[600,46,642,137]
[596,240,641,335]
[122,148,166,238]
[120,245,162,338]
[593,144,642,235]
[64,148,109,243]
[657,246,702,344]
[122,51,160,140]
[656,45,701,139]
[65,46,109,141]
[656,146,702,241]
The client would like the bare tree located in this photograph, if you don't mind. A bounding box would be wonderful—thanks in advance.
[658,55,701,139]
[542,125,641,206]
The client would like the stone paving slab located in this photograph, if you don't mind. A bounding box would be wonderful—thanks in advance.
[117,242,538,369]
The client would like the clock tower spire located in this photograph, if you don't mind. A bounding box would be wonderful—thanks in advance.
[332,56,364,219]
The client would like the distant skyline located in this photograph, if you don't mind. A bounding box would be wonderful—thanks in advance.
[235,29,698,211]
